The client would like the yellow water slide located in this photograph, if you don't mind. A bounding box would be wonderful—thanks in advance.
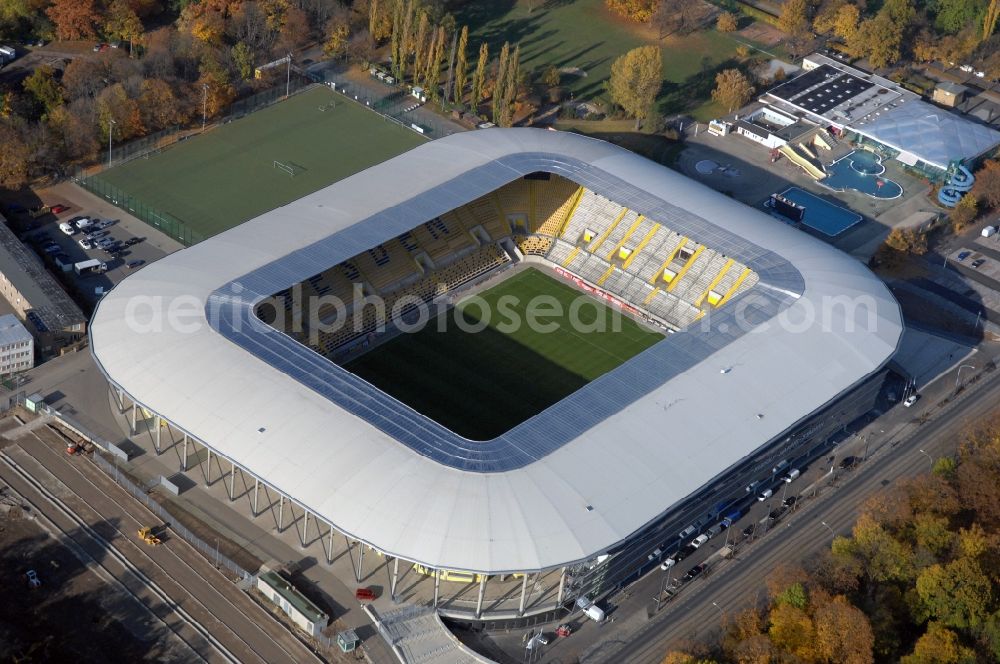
[778,144,825,180]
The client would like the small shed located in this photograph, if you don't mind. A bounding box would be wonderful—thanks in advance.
[337,629,360,653]
[933,81,968,108]
[24,393,45,413]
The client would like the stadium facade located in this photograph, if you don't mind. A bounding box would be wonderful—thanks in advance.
[90,128,902,621]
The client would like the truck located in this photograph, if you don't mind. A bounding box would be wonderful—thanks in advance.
[74,259,107,275]
[575,596,606,623]
[982,225,997,238]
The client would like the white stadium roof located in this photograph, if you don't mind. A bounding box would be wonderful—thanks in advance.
[90,128,902,573]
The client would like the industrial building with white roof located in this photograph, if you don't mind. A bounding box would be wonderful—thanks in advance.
[90,128,902,620]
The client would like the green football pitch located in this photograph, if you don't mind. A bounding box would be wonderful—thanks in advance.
[344,268,662,440]
[91,86,426,241]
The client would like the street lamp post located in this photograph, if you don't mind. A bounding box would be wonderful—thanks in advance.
[918,448,934,470]
[107,119,116,167]
[956,364,975,389]
[820,521,836,539]
[711,601,725,622]
[202,83,209,130]
[285,52,292,98]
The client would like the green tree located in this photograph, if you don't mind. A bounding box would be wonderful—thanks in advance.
[833,3,861,40]
[412,12,429,86]
[105,0,143,48]
[848,14,904,68]
[931,0,987,34]
[985,0,1000,42]
[881,0,917,29]
[22,65,63,117]
[711,68,754,113]
[425,26,445,103]
[841,512,914,586]
[900,622,977,664]
[231,42,254,81]
[453,25,468,105]
[912,514,954,557]
[776,582,808,609]
[916,558,993,629]
[608,45,663,129]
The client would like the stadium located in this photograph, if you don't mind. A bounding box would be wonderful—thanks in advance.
[89,128,902,622]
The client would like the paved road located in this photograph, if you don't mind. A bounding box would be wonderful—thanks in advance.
[593,363,1000,663]
[5,428,319,664]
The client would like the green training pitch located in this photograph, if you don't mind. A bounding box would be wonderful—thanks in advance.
[344,267,663,440]
[92,86,426,241]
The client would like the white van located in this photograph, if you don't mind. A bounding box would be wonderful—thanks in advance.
[690,534,710,548]
[783,469,801,483]
[758,488,773,501]
[59,222,75,235]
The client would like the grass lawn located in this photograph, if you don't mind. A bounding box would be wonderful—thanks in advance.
[456,0,741,115]
[344,267,662,439]
[90,86,426,242]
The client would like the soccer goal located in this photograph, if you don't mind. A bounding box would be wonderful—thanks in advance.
[273,160,302,177]
[318,100,337,112]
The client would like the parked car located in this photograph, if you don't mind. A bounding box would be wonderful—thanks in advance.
[126,260,144,269]
[782,469,801,483]
[972,258,986,268]
[94,219,115,230]
[673,547,691,562]
[42,244,61,255]
[78,238,93,250]
[839,456,858,469]
[647,547,664,561]
[957,250,971,261]
[86,230,107,240]
[742,524,756,537]
[678,525,697,540]
[124,236,144,246]
[73,218,92,230]
[660,557,676,571]
[690,534,710,548]
[903,394,919,407]
[58,222,75,235]
[683,564,706,581]
[758,488,773,501]
[50,204,69,214]
[782,496,797,508]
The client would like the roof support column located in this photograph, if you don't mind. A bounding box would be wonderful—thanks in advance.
[301,510,310,548]
[433,569,441,608]
[518,573,530,616]
[556,567,567,606]
[228,460,236,501]
[327,524,335,564]
[206,448,212,484]
[252,477,259,517]
[181,434,188,471]
[390,557,400,602]
[114,388,125,413]
[277,494,285,531]
[130,402,136,435]
[475,575,488,619]
[355,542,365,583]
[154,415,161,454]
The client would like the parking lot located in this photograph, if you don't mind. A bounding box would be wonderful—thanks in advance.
[10,193,174,308]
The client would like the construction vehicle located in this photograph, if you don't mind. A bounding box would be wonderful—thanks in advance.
[137,526,161,546]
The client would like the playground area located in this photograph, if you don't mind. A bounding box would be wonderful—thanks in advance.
[87,86,426,242]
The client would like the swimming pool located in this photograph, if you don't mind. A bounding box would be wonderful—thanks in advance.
[821,150,902,199]
[777,187,863,236]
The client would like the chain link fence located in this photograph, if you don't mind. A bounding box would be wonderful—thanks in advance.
[325,77,457,138]
[91,452,254,581]
[71,76,315,247]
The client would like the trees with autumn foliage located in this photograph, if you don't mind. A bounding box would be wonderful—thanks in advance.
[664,411,1000,663]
